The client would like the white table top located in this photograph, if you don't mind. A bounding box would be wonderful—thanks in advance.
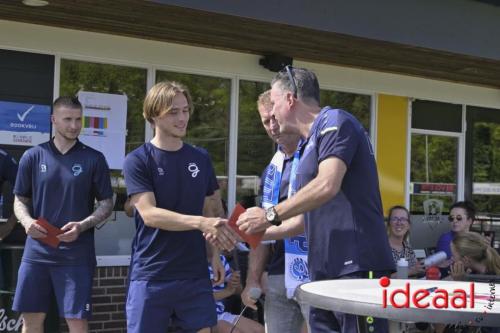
[296,278,500,326]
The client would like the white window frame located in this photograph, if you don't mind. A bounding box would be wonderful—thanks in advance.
[405,100,466,209]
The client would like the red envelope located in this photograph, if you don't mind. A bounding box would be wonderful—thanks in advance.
[35,218,63,248]
[228,203,264,249]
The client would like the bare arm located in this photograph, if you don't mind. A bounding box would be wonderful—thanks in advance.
[242,243,270,310]
[124,197,134,217]
[203,190,238,250]
[132,191,236,250]
[237,157,347,234]
[275,157,346,221]
[14,195,35,229]
[262,214,305,241]
[203,189,225,218]
[14,195,47,238]
[79,198,114,231]
[132,191,210,231]
[57,197,114,242]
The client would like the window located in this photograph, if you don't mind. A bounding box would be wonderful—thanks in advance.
[408,100,464,251]
[467,106,500,214]
[409,134,458,213]
[237,80,272,205]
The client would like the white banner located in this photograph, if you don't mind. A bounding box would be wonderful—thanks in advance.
[473,182,500,195]
[77,91,127,170]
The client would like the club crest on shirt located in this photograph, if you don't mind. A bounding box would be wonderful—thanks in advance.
[188,162,200,178]
[289,257,309,281]
[72,164,83,176]
[40,163,47,173]
[157,167,165,176]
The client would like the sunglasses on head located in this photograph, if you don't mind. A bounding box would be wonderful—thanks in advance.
[283,65,298,99]
[448,215,466,222]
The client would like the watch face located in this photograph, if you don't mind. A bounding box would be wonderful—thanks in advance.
[266,208,276,222]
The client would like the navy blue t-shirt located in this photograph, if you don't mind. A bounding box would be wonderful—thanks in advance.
[123,142,219,281]
[14,140,113,266]
[297,107,394,280]
[260,156,292,276]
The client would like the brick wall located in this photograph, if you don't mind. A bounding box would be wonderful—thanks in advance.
[60,266,128,333]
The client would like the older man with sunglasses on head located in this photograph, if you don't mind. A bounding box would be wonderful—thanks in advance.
[237,67,394,333]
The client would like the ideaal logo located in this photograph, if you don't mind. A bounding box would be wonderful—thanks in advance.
[379,277,497,327]
[380,277,475,309]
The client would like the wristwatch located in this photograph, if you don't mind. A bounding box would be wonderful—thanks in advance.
[265,206,282,226]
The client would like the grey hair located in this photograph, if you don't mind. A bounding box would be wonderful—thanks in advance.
[271,67,320,106]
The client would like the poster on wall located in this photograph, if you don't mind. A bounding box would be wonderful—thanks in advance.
[77,91,127,170]
[0,101,51,146]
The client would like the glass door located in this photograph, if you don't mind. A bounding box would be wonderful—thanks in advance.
[408,131,462,250]
[407,100,464,251]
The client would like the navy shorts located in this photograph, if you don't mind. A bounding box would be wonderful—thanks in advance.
[12,262,94,319]
[126,278,217,333]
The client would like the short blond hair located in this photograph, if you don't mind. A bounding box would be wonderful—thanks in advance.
[143,81,194,124]
[257,90,271,109]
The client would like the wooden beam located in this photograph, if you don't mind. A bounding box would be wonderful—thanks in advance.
[1,0,500,88]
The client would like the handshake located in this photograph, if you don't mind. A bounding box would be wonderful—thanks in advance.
[203,203,266,251]
[202,217,240,251]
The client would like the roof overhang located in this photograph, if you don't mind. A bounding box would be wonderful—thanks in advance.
[2,0,500,88]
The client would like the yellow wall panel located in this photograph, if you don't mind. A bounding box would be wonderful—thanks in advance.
[376,94,408,214]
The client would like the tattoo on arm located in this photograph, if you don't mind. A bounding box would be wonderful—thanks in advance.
[14,195,34,229]
[79,198,114,231]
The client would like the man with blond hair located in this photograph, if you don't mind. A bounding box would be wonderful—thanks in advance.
[242,90,308,333]
[123,81,237,333]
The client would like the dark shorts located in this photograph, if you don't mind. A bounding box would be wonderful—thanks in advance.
[12,262,94,319]
[309,270,390,333]
[126,278,217,333]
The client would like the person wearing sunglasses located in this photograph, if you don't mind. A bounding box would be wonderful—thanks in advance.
[386,205,425,278]
[237,66,394,333]
[436,201,476,261]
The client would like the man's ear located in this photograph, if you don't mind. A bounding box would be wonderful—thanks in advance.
[286,91,296,108]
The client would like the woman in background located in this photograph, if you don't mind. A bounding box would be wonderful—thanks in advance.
[450,231,500,279]
[386,205,424,277]
[437,201,476,259]
[448,232,500,333]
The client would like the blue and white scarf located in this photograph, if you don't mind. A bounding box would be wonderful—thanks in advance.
[262,146,309,299]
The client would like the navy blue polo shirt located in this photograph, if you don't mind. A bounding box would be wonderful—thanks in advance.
[123,142,219,281]
[297,107,394,280]
[14,140,113,266]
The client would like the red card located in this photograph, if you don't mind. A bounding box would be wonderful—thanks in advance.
[228,203,264,249]
[35,218,63,248]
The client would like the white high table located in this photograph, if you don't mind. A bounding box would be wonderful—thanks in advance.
[296,279,500,327]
